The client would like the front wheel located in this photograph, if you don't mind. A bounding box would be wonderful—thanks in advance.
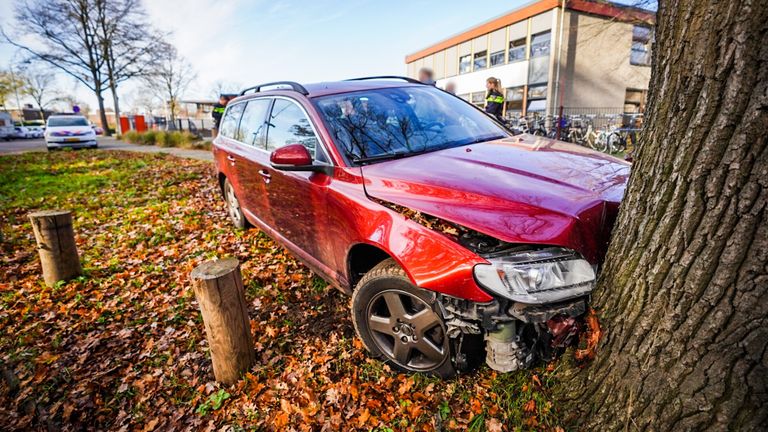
[351,259,457,378]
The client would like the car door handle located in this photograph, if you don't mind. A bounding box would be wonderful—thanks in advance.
[258,169,271,183]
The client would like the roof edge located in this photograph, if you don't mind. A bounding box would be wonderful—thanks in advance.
[405,0,559,64]
[405,0,656,64]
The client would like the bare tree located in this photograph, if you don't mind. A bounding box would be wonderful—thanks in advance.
[145,47,196,125]
[556,0,767,430]
[0,70,24,111]
[93,0,167,135]
[3,0,112,133]
[210,80,241,100]
[19,68,57,120]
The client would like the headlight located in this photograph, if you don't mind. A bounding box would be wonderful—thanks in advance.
[474,247,596,304]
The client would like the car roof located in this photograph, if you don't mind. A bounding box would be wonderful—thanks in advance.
[231,80,425,104]
[303,80,423,97]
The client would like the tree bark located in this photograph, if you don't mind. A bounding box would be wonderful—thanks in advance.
[190,258,255,385]
[557,0,768,430]
[28,210,82,287]
[109,80,121,136]
[96,90,110,137]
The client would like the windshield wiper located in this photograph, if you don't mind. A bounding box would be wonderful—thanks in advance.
[352,150,420,165]
[464,134,507,145]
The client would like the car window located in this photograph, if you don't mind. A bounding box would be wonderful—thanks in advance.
[47,117,89,127]
[314,86,508,164]
[236,99,271,146]
[219,102,245,139]
[266,99,321,160]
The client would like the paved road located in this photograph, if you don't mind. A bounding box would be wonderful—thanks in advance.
[0,137,212,161]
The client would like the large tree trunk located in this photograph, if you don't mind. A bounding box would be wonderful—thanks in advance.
[557,0,767,430]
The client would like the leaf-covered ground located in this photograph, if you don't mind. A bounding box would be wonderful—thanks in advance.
[0,151,565,431]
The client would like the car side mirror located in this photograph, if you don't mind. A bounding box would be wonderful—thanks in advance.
[270,143,332,175]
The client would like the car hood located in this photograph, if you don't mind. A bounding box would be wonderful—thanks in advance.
[360,134,630,263]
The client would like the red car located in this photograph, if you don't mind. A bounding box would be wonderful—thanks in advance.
[212,77,629,377]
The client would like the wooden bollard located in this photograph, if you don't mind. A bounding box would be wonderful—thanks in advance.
[29,210,82,286]
[190,258,254,385]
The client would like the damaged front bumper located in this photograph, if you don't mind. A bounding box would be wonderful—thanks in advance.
[440,293,588,372]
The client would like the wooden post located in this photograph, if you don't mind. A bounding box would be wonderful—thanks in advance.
[28,210,82,287]
[190,258,254,385]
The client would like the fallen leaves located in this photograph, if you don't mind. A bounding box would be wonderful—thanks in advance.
[0,151,565,431]
[575,308,603,362]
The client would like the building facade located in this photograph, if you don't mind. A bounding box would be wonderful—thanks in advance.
[405,0,655,118]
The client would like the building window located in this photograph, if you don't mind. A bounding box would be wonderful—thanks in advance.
[473,50,487,71]
[471,92,485,108]
[490,50,505,67]
[631,26,652,66]
[459,54,471,74]
[527,84,547,112]
[530,32,551,58]
[508,38,526,62]
[624,88,647,112]
[506,86,524,114]
[458,93,470,102]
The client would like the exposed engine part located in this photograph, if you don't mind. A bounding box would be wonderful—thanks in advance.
[509,298,587,323]
[547,315,581,348]
[444,317,481,338]
[439,292,587,371]
[439,294,512,334]
[484,321,534,372]
[457,231,515,255]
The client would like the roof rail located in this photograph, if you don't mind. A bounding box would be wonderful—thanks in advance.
[240,81,309,96]
[345,76,423,85]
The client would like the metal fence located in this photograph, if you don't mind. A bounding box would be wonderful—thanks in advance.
[143,117,214,138]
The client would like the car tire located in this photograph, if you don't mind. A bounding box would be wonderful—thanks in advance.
[352,258,458,378]
[223,177,248,229]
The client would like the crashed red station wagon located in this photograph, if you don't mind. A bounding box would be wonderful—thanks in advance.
[212,77,629,377]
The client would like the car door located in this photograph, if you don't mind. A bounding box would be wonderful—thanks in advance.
[228,98,275,227]
[264,97,333,261]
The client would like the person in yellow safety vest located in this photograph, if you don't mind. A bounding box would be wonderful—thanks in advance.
[211,95,228,137]
[485,77,505,122]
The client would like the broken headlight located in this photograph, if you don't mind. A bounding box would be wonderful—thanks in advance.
[473,247,595,304]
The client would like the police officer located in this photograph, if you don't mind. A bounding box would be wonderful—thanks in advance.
[418,68,436,86]
[485,77,505,122]
[212,95,228,137]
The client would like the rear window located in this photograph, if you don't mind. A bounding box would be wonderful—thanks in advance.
[48,117,89,127]
[219,103,245,139]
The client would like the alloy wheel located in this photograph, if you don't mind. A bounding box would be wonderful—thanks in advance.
[365,289,448,371]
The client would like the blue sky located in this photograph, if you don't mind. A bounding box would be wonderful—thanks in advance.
[0,0,532,110]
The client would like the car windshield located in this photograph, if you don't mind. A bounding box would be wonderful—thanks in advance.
[314,86,508,164]
[48,117,89,127]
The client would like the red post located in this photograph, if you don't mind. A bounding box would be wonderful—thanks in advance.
[119,116,131,133]
[134,115,147,133]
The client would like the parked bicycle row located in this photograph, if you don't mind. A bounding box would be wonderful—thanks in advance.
[502,113,643,154]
